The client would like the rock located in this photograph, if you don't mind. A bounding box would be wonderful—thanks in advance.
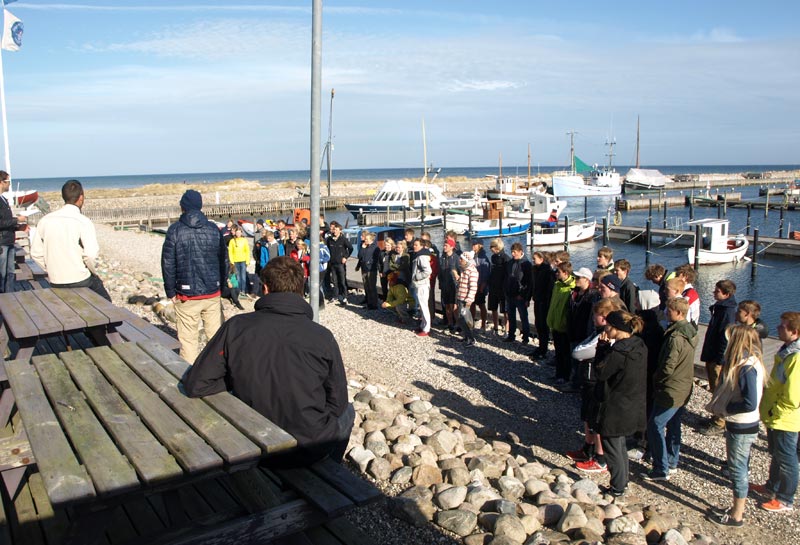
[392,442,416,456]
[524,529,570,545]
[571,478,601,497]
[408,399,433,413]
[660,528,690,545]
[466,486,502,510]
[488,536,523,545]
[414,424,436,438]
[493,513,527,543]
[369,396,404,415]
[384,424,413,441]
[445,467,472,486]
[643,513,679,542]
[538,503,565,526]
[468,454,507,479]
[353,390,373,403]
[361,419,391,433]
[390,495,436,527]
[384,452,405,471]
[520,513,541,535]
[523,479,550,498]
[520,462,549,480]
[584,516,606,537]
[605,503,624,520]
[556,503,588,533]
[607,532,647,545]
[390,466,413,484]
[412,464,443,487]
[688,535,717,545]
[464,533,492,545]
[435,509,478,537]
[572,489,594,504]
[492,440,512,454]
[367,457,392,481]
[607,515,645,535]
[497,476,526,501]
[477,512,499,530]
[410,445,439,467]
[676,526,694,543]
[364,439,390,458]
[400,485,433,502]
[439,457,468,471]
[571,527,604,543]
[436,485,468,510]
[426,429,459,456]
[347,446,375,473]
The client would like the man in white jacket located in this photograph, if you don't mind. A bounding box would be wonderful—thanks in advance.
[411,238,432,337]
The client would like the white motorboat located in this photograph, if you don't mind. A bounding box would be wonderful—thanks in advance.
[527,218,597,247]
[624,168,670,192]
[686,219,749,265]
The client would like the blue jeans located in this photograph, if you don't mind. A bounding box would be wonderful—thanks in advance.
[0,244,15,293]
[506,297,530,339]
[766,428,799,506]
[647,404,685,475]
[726,431,757,499]
[235,262,247,295]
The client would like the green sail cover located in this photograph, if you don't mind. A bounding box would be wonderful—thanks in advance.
[573,155,592,174]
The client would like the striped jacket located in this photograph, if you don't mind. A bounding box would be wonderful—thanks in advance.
[456,264,478,306]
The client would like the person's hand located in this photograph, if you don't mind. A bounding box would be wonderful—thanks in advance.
[381,302,389,308]
[341,257,347,264]
[16,215,26,224]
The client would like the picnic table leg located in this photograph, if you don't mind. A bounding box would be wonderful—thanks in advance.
[104,325,124,345]
[0,388,14,427]
[62,505,117,545]
[1,466,27,500]
[14,341,35,362]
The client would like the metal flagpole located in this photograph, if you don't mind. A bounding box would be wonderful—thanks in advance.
[309,0,322,321]
[0,30,10,174]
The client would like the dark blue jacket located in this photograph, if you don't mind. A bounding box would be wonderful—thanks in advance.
[355,241,379,272]
[0,196,18,246]
[161,209,227,298]
[700,296,738,364]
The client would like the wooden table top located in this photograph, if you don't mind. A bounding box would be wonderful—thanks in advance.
[3,340,297,508]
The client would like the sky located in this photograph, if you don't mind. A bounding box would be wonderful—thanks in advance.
[2,1,799,178]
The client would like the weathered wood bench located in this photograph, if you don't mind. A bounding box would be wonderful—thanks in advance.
[115,310,181,351]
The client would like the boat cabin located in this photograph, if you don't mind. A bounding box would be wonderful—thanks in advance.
[688,219,736,252]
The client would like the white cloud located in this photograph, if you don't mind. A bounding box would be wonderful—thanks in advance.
[445,80,521,92]
[690,27,745,43]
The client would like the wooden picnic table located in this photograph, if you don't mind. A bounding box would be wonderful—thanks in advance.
[1,340,299,544]
[0,287,125,360]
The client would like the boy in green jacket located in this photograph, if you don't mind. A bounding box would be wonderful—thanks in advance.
[642,297,697,481]
[547,261,576,384]
[754,311,800,512]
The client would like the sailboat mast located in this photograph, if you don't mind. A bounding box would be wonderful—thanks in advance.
[498,152,502,178]
[635,115,640,169]
[325,88,334,196]
[527,143,531,185]
[567,130,577,173]
[422,118,427,184]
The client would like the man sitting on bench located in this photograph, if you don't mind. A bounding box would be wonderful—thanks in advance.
[183,256,354,467]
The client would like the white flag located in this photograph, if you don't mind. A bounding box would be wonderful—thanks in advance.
[2,9,23,52]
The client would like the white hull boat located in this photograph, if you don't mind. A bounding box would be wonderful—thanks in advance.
[686,219,750,265]
[527,218,596,246]
[623,168,671,192]
[552,173,620,197]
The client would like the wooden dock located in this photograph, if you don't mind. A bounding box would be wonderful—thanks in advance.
[603,224,800,257]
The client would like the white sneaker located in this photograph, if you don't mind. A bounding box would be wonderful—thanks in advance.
[627,448,645,461]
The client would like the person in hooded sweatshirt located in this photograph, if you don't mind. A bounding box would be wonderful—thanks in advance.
[161,190,227,363]
[183,256,354,468]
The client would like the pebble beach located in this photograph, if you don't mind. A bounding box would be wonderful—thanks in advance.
[83,181,800,545]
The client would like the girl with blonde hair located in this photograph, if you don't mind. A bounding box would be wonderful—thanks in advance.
[707,324,766,527]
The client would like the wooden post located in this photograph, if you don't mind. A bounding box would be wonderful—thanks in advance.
[584,197,588,219]
[602,217,608,246]
[751,228,759,279]
[648,198,653,221]
[645,219,652,267]
[662,202,668,229]
[402,207,407,229]
[563,215,570,252]
[689,190,694,221]
[693,224,701,271]
[765,192,770,217]
[529,207,535,255]
[723,194,728,217]
[746,204,751,236]
[779,206,785,238]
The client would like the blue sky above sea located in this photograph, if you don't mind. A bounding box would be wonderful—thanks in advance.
[2,1,799,178]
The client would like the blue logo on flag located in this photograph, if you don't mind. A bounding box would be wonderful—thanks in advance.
[10,21,22,47]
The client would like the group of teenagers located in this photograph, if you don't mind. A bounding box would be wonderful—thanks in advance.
[349,231,799,528]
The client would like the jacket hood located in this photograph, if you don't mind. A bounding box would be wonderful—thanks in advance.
[556,275,576,290]
[613,335,644,356]
[709,296,737,312]
[254,291,313,319]
[667,319,699,348]
[180,209,211,229]
[415,247,431,257]
[778,338,800,360]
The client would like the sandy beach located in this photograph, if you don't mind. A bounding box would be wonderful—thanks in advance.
[88,220,799,545]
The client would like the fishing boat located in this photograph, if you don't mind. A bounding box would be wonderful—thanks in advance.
[504,192,567,222]
[623,116,670,192]
[686,219,749,265]
[527,218,597,246]
[551,131,621,198]
[342,225,406,256]
[485,146,548,201]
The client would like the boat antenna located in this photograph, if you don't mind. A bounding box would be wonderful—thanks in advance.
[635,115,640,169]
[498,152,503,178]
[606,138,616,169]
[421,118,428,184]
[527,143,531,185]
[567,130,578,172]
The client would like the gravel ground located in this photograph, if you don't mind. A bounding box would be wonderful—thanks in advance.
[94,223,799,545]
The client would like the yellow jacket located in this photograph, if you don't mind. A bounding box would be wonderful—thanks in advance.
[760,340,800,432]
[228,237,250,264]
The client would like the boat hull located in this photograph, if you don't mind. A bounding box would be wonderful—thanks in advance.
[3,189,38,207]
[552,176,620,198]
[623,181,666,193]
[687,238,749,265]
[529,220,596,246]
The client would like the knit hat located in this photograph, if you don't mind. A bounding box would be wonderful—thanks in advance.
[179,189,202,211]
[460,251,474,262]
[606,310,633,333]
[600,274,622,292]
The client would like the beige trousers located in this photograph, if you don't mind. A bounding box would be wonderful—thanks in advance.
[175,296,222,364]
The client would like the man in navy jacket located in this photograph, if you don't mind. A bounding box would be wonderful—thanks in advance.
[161,190,227,363]
[0,171,27,293]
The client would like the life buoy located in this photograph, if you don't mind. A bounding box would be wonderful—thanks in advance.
[613,211,622,226]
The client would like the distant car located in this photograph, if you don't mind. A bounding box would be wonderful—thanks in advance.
[744,172,764,179]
